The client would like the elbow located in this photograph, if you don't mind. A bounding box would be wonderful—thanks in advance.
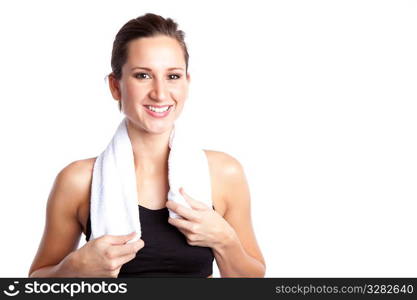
[255,260,266,278]
[249,263,266,278]
[28,265,36,278]
[28,265,42,278]
[259,263,266,277]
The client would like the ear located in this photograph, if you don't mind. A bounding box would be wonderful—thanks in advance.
[108,73,121,101]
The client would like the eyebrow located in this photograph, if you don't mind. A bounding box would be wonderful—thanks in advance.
[130,67,184,71]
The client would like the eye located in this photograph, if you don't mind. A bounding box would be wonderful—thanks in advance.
[134,73,151,79]
[169,74,181,80]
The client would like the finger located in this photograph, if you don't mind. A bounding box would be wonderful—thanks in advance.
[180,187,209,211]
[168,216,195,232]
[112,251,138,268]
[177,228,192,236]
[166,200,202,222]
[108,239,144,257]
[104,232,139,245]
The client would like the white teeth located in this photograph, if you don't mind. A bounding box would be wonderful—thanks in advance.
[146,105,170,113]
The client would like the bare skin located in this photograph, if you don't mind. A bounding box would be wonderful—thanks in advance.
[28,150,262,277]
[29,35,265,277]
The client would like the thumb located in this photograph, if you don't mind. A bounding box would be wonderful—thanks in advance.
[106,232,138,245]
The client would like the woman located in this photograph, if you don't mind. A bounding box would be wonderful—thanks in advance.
[28,13,265,278]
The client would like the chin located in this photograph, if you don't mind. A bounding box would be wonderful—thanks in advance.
[125,113,177,135]
[146,126,172,135]
[140,121,175,135]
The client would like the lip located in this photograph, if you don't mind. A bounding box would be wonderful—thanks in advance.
[143,104,172,108]
[143,104,173,118]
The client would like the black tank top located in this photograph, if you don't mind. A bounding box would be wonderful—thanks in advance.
[85,204,215,277]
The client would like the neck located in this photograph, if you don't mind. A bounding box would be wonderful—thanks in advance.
[126,119,172,175]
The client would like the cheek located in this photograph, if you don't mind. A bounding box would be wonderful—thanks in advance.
[125,82,146,99]
[170,84,188,102]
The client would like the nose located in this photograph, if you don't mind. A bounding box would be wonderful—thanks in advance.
[149,77,168,102]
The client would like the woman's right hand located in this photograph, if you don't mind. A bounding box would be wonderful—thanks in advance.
[72,232,144,277]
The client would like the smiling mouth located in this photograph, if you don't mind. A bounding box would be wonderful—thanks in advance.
[144,105,173,113]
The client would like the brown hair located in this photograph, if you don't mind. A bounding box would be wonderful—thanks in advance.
[110,13,189,111]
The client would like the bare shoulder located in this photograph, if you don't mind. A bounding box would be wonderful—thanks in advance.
[28,157,96,276]
[57,157,96,200]
[52,158,96,215]
[204,150,265,271]
[204,150,244,177]
[203,150,247,215]
[57,157,97,228]
[58,158,97,185]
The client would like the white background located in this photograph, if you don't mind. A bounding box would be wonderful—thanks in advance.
[0,0,416,277]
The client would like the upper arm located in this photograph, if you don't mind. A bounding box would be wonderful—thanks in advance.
[28,159,93,276]
[207,151,266,269]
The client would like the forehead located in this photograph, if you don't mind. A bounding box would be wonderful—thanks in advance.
[125,35,185,68]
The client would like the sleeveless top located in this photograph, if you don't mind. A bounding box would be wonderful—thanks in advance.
[85,204,215,277]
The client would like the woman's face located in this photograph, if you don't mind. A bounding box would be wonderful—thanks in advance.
[110,35,190,134]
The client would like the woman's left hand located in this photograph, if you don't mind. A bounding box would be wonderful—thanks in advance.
[166,187,235,249]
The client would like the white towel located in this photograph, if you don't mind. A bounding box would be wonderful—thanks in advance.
[89,117,212,243]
